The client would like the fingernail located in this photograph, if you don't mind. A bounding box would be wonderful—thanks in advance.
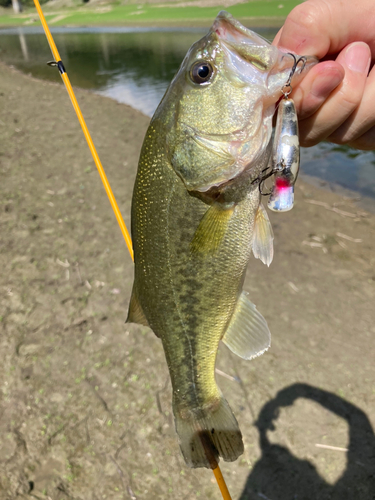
[345,42,371,73]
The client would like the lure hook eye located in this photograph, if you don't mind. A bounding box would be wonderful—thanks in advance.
[281,83,292,98]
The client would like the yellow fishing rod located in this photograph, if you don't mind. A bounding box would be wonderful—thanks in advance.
[32,1,233,498]
[33,0,133,261]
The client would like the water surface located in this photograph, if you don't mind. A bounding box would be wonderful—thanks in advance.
[1,26,374,200]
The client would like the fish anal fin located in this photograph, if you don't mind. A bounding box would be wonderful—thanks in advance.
[252,203,274,266]
[222,292,270,360]
[126,290,150,328]
[191,203,234,256]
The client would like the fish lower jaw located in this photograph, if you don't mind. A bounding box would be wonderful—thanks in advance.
[192,160,261,195]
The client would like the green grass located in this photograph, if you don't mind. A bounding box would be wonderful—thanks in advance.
[0,0,302,27]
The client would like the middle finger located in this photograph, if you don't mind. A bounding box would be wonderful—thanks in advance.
[298,42,371,147]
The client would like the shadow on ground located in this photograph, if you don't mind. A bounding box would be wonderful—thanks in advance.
[239,383,375,500]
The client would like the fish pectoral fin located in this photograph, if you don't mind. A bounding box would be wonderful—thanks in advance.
[190,203,234,256]
[251,203,274,266]
[126,289,150,328]
[222,292,270,360]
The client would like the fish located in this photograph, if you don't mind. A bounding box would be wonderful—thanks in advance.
[127,11,317,469]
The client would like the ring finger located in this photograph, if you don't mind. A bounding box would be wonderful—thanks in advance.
[327,63,375,147]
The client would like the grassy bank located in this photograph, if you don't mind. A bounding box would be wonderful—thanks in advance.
[0,0,301,28]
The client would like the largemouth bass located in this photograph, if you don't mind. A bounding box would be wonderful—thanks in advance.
[127,12,316,469]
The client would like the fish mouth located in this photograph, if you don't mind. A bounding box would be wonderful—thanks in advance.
[212,11,278,73]
[211,11,318,92]
[213,11,271,50]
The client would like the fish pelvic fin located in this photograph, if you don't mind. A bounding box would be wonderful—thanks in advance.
[173,394,244,469]
[252,203,274,266]
[190,203,234,256]
[222,292,270,359]
[126,288,150,328]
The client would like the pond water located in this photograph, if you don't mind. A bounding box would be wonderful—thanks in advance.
[1,26,374,201]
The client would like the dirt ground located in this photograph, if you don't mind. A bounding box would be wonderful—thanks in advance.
[0,63,374,500]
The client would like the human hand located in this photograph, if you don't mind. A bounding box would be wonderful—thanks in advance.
[273,0,375,150]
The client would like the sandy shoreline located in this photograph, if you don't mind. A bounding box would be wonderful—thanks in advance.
[1,63,374,499]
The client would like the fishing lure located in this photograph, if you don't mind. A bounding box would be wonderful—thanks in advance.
[268,55,306,212]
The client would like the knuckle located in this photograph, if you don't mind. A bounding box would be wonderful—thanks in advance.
[291,88,308,116]
[299,95,322,121]
[299,132,320,148]
[328,125,356,145]
[286,1,328,32]
[334,85,363,116]
[349,129,375,150]
[300,138,320,148]
[328,127,373,148]
[326,136,348,146]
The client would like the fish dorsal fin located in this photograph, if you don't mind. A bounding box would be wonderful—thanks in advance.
[252,203,274,266]
[222,292,270,360]
[126,289,150,328]
[191,203,234,256]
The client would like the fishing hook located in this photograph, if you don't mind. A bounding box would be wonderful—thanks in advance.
[252,161,285,196]
[281,53,307,97]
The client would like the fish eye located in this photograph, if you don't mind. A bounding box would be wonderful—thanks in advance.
[190,61,214,84]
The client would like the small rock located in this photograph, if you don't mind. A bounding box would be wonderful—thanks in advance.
[19,343,39,356]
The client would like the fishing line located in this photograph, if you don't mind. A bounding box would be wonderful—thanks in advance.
[32,1,232,498]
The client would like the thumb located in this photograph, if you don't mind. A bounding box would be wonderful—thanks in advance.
[277,0,375,58]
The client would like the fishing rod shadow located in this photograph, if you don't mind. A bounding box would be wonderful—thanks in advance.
[239,383,375,500]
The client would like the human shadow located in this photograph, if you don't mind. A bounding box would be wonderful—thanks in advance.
[239,383,375,500]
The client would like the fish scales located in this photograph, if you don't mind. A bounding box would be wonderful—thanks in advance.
[128,11,317,468]
[131,130,261,467]
[133,127,258,375]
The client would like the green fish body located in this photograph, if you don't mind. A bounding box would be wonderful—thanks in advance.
[128,12,317,469]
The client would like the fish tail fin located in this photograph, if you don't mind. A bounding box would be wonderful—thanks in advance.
[173,394,244,469]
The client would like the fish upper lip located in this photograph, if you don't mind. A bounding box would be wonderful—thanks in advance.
[209,13,277,86]
[213,11,254,41]
[212,10,270,48]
